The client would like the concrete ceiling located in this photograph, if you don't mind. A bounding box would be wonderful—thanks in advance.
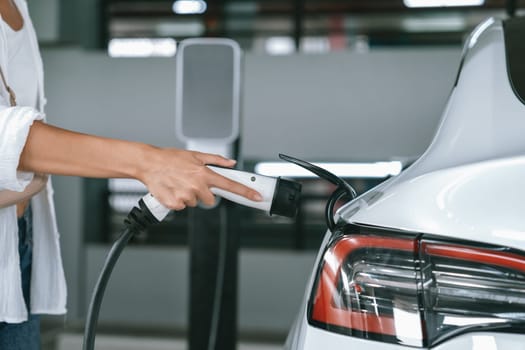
[54,0,525,49]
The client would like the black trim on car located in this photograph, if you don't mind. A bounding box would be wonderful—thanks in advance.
[503,17,525,106]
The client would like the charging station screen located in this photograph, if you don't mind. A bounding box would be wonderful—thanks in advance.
[180,44,236,140]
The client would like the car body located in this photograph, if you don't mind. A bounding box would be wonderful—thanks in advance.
[285,16,525,350]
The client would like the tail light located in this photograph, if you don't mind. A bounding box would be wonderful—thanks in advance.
[308,226,525,347]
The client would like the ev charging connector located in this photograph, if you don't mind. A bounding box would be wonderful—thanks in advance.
[207,166,301,216]
[142,165,301,222]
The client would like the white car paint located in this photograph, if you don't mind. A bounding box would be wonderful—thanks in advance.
[345,156,525,251]
[340,18,525,249]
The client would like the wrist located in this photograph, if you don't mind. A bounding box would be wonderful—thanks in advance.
[134,143,159,183]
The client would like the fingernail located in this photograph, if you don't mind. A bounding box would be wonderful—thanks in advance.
[254,193,263,201]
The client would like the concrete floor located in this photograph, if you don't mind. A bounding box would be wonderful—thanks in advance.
[44,333,283,350]
[40,317,286,350]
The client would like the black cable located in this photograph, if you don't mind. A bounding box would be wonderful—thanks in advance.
[83,199,160,350]
[279,153,358,231]
[82,227,134,350]
[82,193,251,350]
[279,153,357,198]
[325,187,349,231]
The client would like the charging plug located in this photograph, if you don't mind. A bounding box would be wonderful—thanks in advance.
[139,167,302,220]
[208,165,301,218]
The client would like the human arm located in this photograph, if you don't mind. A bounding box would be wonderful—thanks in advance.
[17,120,262,210]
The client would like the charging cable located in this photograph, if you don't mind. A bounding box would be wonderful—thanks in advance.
[279,154,356,231]
[82,196,234,350]
[82,164,302,350]
[82,195,166,350]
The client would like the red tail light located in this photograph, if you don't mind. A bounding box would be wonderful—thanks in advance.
[308,226,525,347]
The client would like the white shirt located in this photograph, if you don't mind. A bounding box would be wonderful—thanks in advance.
[6,13,38,109]
[0,0,67,323]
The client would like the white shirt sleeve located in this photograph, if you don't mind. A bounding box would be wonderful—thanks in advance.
[0,104,44,192]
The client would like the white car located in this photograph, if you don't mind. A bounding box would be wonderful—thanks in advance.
[284,16,525,350]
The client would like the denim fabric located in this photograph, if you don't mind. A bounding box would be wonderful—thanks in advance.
[0,206,41,350]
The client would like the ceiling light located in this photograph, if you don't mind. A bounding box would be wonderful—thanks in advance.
[108,38,177,58]
[172,0,207,14]
[402,16,466,32]
[255,161,402,178]
[404,0,485,8]
[265,36,295,55]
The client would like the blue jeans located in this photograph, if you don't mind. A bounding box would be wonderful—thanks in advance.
[0,206,41,350]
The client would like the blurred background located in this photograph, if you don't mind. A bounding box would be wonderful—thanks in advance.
[26,0,524,349]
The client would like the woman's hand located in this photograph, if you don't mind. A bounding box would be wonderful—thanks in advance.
[18,122,261,211]
[138,147,262,211]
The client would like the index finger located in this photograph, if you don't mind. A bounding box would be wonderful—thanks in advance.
[208,169,263,202]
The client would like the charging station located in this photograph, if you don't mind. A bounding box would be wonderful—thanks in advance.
[175,38,242,350]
